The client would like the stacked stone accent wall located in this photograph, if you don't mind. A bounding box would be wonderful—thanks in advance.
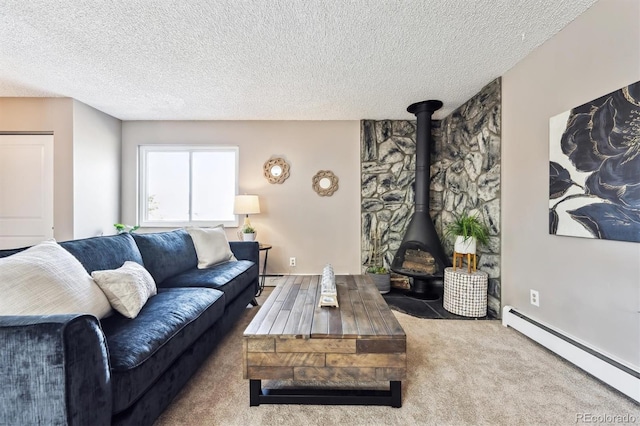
[361,78,501,317]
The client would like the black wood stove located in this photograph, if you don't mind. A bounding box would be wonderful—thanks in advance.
[391,100,451,300]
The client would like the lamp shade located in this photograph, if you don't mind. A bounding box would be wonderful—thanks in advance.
[233,195,261,215]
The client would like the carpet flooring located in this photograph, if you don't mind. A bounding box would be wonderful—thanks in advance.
[154,290,638,426]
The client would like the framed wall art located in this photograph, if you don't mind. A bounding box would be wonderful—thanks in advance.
[549,80,640,243]
[263,157,290,184]
[312,170,339,196]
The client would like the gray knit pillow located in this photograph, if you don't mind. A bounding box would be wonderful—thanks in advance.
[92,261,157,318]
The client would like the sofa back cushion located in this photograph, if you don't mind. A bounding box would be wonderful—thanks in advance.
[132,230,198,284]
[60,233,144,274]
[0,247,27,258]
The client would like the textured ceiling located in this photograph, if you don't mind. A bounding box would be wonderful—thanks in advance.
[0,0,598,120]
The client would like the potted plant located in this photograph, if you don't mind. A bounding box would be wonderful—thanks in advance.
[444,212,490,254]
[114,223,140,234]
[241,225,256,241]
[366,265,391,294]
[365,231,391,294]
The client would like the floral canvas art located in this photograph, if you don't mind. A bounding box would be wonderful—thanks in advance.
[549,81,640,243]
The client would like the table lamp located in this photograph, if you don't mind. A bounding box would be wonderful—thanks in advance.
[233,195,261,240]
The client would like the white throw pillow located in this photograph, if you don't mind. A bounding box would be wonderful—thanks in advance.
[187,225,237,269]
[0,240,112,318]
[91,261,157,319]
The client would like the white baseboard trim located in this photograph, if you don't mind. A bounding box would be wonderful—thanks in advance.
[502,305,639,403]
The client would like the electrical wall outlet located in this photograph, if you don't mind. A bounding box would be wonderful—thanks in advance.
[530,289,540,307]
[289,257,296,267]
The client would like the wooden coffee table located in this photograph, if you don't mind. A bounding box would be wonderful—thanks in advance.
[243,274,406,407]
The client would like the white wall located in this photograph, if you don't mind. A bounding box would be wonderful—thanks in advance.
[122,120,361,275]
[72,100,121,238]
[0,97,122,242]
[502,0,640,368]
[0,98,75,240]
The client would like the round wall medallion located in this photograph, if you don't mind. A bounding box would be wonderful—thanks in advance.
[263,157,290,184]
[312,170,339,196]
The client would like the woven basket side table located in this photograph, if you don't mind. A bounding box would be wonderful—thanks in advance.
[443,267,488,317]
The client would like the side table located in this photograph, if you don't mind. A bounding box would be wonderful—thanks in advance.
[443,267,488,317]
[256,243,272,297]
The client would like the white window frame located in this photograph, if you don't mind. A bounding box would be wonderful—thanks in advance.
[138,145,239,228]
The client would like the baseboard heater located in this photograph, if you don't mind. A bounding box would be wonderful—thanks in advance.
[502,306,639,403]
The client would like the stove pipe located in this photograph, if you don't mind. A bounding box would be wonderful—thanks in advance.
[411,100,441,214]
[391,100,451,299]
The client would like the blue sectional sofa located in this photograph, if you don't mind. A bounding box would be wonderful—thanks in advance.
[0,229,259,426]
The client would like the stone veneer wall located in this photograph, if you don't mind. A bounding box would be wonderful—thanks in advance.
[361,78,501,317]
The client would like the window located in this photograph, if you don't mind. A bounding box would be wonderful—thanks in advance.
[139,145,238,227]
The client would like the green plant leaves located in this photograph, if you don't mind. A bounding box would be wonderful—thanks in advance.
[444,212,490,246]
[366,266,389,274]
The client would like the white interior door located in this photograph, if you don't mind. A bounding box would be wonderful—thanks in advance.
[0,134,54,249]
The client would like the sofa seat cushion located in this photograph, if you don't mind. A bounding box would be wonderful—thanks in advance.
[161,260,257,302]
[100,287,225,414]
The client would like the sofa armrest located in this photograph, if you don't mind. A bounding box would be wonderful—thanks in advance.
[0,315,112,426]
[230,241,259,264]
